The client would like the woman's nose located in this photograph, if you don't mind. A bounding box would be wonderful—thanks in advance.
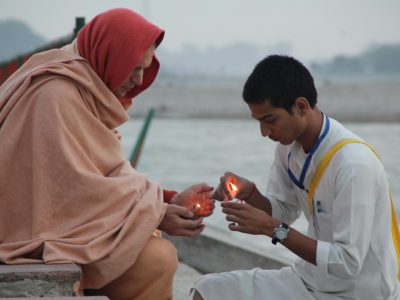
[132,69,144,86]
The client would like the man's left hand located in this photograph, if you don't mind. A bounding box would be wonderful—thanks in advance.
[221,201,279,236]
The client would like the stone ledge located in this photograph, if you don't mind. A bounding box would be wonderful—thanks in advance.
[173,262,202,300]
[0,264,81,281]
[0,264,81,298]
[165,225,289,274]
[2,298,108,300]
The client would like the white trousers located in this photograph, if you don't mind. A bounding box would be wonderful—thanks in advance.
[192,266,336,300]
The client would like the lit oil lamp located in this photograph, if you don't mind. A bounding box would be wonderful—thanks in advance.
[192,202,207,219]
[192,203,202,214]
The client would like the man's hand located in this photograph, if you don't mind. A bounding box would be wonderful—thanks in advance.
[221,201,279,236]
[222,202,318,265]
[213,172,255,201]
[158,204,205,237]
[171,183,215,217]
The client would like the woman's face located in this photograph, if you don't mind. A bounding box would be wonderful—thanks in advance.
[113,44,156,99]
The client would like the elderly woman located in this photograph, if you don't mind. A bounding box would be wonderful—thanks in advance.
[0,8,213,300]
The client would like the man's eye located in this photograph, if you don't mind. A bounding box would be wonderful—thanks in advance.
[264,119,276,124]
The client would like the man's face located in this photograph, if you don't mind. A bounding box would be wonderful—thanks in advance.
[248,100,306,145]
[113,44,156,100]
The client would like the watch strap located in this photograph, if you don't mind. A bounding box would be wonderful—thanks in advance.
[271,236,279,245]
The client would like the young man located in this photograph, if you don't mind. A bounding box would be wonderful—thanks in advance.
[192,55,400,299]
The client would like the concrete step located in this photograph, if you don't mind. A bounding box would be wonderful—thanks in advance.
[0,264,81,298]
[3,298,108,300]
[165,225,289,275]
[173,262,202,300]
[0,262,198,299]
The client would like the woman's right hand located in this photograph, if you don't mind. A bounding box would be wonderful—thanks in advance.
[158,204,205,237]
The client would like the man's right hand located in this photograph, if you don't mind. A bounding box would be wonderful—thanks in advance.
[213,171,255,201]
[158,204,205,237]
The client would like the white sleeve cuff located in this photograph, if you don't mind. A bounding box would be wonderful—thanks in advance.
[269,197,283,220]
[316,240,330,275]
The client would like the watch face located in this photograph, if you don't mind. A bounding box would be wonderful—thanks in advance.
[276,228,287,240]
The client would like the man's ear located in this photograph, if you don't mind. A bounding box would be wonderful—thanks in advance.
[294,97,310,115]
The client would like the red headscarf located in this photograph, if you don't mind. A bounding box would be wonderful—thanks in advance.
[77,8,164,101]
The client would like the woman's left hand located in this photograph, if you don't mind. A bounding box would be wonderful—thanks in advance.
[171,183,215,217]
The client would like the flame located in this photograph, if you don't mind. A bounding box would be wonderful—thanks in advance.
[228,181,239,198]
[229,182,238,192]
[192,203,202,213]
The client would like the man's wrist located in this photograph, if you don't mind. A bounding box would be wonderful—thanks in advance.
[264,218,281,238]
[241,182,257,200]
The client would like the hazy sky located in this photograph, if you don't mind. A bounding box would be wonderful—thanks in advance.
[1,0,400,61]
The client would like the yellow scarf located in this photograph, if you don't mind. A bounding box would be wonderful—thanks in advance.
[307,138,400,278]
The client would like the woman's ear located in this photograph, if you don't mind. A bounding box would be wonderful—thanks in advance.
[294,97,310,115]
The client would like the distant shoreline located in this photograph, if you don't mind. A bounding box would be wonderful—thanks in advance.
[128,78,400,123]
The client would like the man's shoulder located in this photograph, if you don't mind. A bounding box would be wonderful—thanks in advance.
[317,117,385,176]
[326,138,384,179]
[327,117,359,140]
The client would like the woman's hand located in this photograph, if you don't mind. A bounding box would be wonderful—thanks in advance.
[171,183,215,217]
[158,204,205,237]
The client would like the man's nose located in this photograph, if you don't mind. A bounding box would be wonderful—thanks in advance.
[260,125,271,137]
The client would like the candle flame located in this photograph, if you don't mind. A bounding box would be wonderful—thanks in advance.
[229,182,238,192]
[228,181,239,198]
[196,203,201,209]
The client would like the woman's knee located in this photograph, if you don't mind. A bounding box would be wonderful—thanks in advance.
[140,236,178,275]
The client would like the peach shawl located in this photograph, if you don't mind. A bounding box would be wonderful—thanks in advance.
[0,25,166,291]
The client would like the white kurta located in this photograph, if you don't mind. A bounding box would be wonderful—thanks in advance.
[193,117,400,300]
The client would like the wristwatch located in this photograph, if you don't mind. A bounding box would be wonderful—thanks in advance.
[272,223,289,245]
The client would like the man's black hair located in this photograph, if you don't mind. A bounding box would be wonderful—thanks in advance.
[242,55,317,112]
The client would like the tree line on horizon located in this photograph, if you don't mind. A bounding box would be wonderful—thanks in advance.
[1,19,400,78]
[311,44,400,76]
